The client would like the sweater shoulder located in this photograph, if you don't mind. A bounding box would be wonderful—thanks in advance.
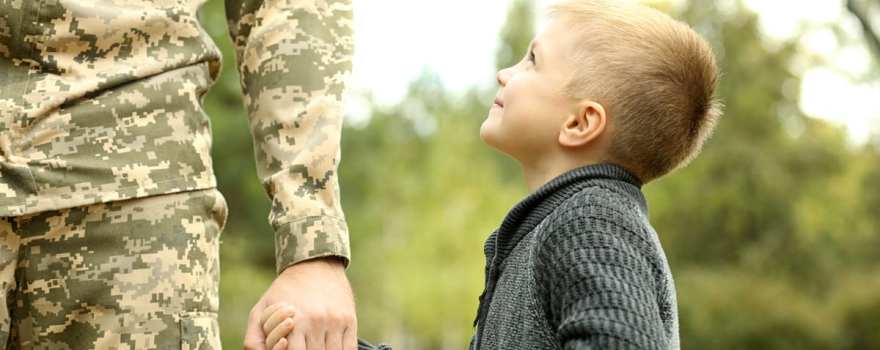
[529,185,671,342]
[533,183,662,284]
[544,183,646,232]
[574,182,640,207]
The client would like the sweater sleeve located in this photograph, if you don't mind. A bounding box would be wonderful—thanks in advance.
[535,202,667,350]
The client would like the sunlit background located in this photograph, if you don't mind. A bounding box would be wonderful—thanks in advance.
[348,0,879,142]
[197,0,880,348]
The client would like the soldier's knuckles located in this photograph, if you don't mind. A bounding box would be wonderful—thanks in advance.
[342,313,356,326]
[326,311,352,326]
[301,308,332,325]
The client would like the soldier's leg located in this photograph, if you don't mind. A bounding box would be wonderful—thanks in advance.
[7,188,227,349]
[0,217,18,348]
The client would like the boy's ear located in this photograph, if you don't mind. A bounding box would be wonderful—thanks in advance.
[558,100,607,148]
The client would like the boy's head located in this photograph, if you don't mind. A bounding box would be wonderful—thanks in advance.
[480,0,722,183]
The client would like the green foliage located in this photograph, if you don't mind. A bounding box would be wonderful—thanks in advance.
[198,0,880,349]
[495,0,536,71]
[340,76,526,348]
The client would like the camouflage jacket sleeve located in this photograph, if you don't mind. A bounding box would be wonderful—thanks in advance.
[225,0,352,273]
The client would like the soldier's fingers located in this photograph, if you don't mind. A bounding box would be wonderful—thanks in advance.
[263,306,296,335]
[306,327,326,350]
[287,331,308,350]
[266,318,295,350]
[325,329,343,350]
[342,327,357,350]
[273,338,288,350]
[244,305,267,350]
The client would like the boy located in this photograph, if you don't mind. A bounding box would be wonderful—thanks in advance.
[263,0,720,348]
[470,0,720,349]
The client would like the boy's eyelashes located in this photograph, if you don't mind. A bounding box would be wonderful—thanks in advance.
[519,49,536,69]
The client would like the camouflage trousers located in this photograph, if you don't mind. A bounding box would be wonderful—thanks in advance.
[0,189,227,349]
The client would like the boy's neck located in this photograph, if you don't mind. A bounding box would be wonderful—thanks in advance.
[520,155,603,192]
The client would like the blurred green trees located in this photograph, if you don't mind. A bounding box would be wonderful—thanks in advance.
[199,0,879,348]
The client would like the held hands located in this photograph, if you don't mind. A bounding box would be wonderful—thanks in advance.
[261,302,298,350]
[243,257,357,350]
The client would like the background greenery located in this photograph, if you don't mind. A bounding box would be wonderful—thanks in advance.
[197,0,880,348]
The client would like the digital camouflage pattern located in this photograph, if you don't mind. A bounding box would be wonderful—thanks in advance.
[0,188,227,349]
[0,0,352,272]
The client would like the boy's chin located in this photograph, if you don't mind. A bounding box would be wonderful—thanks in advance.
[479,126,512,155]
[479,121,499,146]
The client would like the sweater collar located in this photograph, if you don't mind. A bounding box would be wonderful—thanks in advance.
[487,163,644,264]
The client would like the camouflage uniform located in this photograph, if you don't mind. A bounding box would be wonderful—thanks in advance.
[1,189,227,349]
[1,0,352,347]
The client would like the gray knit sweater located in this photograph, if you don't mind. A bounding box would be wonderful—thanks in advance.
[470,164,680,350]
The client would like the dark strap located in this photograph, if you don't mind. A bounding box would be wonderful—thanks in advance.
[358,338,392,350]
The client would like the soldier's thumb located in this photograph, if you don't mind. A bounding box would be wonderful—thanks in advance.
[243,305,267,350]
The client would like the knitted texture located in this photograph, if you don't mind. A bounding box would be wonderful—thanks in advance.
[471,164,679,350]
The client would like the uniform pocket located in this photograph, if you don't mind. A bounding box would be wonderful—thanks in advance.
[209,188,229,234]
[180,312,221,350]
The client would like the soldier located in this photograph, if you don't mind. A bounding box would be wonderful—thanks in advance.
[0,0,356,349]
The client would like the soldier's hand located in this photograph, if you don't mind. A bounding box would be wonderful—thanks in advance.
[243,257,357,350]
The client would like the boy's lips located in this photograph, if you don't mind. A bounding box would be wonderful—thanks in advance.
[493,97,504,108]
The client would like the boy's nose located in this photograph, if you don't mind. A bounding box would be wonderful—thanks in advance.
[496,67,512,87]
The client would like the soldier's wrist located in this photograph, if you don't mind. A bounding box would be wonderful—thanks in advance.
[279,256,347,279]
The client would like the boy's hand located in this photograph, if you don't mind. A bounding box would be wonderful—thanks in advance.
[243,257,357,350]
[261,302,297,350]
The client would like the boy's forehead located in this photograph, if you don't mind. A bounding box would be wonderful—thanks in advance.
[533,20,578,53]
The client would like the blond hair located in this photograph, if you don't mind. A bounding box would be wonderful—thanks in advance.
[549,0,722,182]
